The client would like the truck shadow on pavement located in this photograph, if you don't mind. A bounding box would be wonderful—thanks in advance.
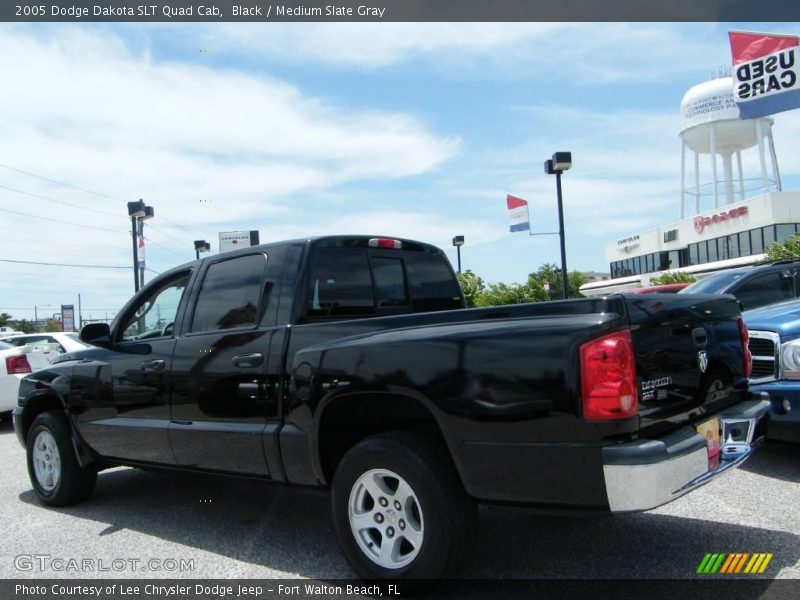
[737,440,800,484]
[0,418,15,434]
[17,453,799,581]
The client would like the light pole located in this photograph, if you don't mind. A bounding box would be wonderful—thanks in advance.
[33,305,56,333]
[127,200,154,293]
[452,236,465,273]
[544,152,572,300]
[194,239,211,260]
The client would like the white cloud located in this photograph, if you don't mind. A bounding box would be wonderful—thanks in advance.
[191,22,726,83]
[0,26,459,230]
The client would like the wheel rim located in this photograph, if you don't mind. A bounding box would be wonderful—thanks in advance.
[348,468,424,570]
[32,430,61,492]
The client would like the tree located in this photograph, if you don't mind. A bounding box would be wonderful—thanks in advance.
[474,278,549,307]
[456,270,485,308]
[13,319,35,334]
[764,234,800,262]
[650,271,697,285]
[0,312,11,327]
[529,263,588,300]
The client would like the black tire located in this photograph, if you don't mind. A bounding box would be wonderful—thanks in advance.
[331,431,477,581]
[26,411,97,506]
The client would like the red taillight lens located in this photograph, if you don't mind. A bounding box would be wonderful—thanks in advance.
[580,330,638,421]
[5,354,31,375]
[368,238,402,249]
[737,317,752,378]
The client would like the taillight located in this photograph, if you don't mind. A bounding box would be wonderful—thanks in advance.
[736,317,753,378]
[5,354,32,375]
[368,238,402,249]
[580,330,638,421]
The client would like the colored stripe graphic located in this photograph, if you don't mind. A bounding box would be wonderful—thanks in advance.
[698,553,773,574]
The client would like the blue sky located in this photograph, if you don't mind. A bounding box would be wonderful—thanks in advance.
[1,22,800,322]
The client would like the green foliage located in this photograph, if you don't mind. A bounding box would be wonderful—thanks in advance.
[528,263,588,300]
[650,271,697,285]
[457,263,589,308]
[13,319,36,334]
[0,312,11,327]
[764,235,800,262]
[474,277,549,307]
[456,270,485,308]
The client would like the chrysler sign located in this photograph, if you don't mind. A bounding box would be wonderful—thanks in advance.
[694,206,748,234]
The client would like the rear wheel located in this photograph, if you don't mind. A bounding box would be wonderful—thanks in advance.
[26,411,97,506]
[331,432,477,580]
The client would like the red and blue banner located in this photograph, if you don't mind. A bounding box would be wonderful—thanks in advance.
[730,30,800,119]
[507,194,530,233]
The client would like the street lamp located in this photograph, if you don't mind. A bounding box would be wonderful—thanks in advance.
[452,236,465,273]
[194,239,211,260]
[127,200,154,293]
[544,152,572,300]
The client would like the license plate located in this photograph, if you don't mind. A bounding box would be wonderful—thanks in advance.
[697,417,721,470]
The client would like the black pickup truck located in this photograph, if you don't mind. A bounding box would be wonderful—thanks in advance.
[14,235,768,580]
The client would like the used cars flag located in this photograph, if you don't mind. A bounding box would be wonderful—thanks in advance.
[729,30,800,119]
[507,194,530,233]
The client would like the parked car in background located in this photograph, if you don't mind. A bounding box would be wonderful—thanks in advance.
[744,298,800,444]
[679,260,800,311]
[0,326,22,336]
[0,332,90,356]
[0,341,58,416]
[629,283,691,294]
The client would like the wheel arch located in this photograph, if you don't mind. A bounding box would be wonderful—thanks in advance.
[314,390,461,487]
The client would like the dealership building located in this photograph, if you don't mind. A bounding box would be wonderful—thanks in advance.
[581,77,800,296]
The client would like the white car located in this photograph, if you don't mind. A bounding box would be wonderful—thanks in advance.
[0,341,58,414]
[0,332,90,355]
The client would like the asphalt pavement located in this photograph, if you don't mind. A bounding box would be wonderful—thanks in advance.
[0,417,798,580]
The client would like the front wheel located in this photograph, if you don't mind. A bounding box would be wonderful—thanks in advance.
[331,432,477,580]
[26,411,97,506]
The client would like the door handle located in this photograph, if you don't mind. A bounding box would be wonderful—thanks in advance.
[141,359,166,372]
[232,352,264,368]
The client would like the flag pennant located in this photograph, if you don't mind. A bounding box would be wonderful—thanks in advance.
[729,30,800,119]
[507,194,530,233]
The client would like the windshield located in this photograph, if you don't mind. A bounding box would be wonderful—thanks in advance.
[64,332,91,347]
[679,271,748,294]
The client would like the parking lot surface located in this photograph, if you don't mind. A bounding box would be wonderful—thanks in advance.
[1,418,798,580]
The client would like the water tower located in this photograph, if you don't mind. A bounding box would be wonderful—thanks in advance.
[679,77,781,218]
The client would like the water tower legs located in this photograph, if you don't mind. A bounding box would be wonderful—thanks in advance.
[709,124,719,208]
[722,152,735,205]
[736,151,745,202]
[756,119,770,194]
[768,130,782,192]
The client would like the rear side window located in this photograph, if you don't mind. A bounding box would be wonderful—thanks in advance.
[735,271,794,311]
[406,254,463,312]
[372,257,409,308]
[307,249,375,317]
[190,254,267,333]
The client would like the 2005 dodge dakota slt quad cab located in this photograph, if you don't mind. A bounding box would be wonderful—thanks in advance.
[15,235,768,580]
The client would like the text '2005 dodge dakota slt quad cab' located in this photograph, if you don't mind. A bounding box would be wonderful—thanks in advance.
[14,235,768,580]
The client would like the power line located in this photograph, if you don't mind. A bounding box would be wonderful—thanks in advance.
[0,207,125,233]
[0,162,126,202]
[0,183,126,220]
[0,259,130,269]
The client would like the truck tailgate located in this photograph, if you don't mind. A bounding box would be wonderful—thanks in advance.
[622,293,748,437]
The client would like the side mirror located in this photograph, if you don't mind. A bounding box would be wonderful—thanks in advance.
[79,323,112,347]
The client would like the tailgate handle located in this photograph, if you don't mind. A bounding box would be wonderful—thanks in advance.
[692,327,708,348]
[233,352,264,368]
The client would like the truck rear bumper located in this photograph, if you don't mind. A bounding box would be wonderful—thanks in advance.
[602,399,769,512]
